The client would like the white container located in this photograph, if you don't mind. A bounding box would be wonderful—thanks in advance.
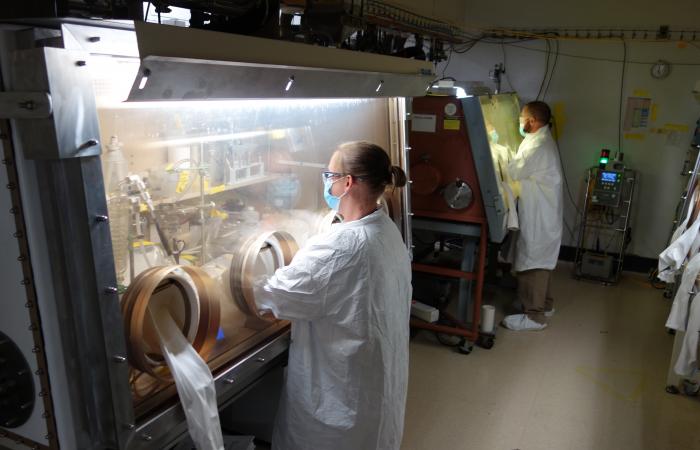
[103,136,128,195]
[480,305,496,334]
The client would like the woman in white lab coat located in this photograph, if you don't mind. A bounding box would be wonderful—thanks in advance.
[255,141,412,450]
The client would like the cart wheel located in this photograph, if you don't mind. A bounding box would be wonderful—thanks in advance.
[435,332,461,347]
[477,336,495,349]
[457,339,473,355]
[665,385,680,395]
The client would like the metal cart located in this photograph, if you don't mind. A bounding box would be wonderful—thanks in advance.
[574,167,637,284]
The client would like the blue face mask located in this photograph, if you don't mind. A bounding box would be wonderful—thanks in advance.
[489,130,499,143]
[323,177,346,210]
[519,123,527,138]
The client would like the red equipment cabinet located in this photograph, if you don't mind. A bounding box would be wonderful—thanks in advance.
[408,94,489,351]
[409,96,487,225]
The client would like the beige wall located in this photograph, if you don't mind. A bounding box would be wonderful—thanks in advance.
[438,39,700,259]
[463,0,700,30]
[383,0,700,31]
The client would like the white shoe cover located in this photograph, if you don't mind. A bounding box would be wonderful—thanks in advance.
[502,314,547,331]
[544,308,555,318]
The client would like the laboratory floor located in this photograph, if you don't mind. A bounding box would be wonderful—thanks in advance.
[401,263,700,450]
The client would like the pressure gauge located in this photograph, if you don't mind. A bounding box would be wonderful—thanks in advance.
[444,102,458,116]
[443,179,473,210]
[650,60,671,79]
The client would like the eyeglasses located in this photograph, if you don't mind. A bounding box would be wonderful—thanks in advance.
[321,171,367,181]
[322,171,349,181]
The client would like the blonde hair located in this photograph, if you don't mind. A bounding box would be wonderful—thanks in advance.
[336,141,407,196]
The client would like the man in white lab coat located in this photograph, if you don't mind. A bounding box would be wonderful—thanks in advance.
[255,141,412,450]
[503,101,563,331]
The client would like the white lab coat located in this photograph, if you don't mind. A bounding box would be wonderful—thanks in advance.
[489,141,518,233]
[256,209,412,450]
[507,126,563,272]
[658,189,700,282]
[674,292,700,376]
[666,252,700,331]
[503,183,519,232]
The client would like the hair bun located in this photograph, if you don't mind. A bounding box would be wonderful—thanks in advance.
[390,165,407,188]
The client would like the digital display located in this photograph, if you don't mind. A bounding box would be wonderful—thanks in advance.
[601,171,617,183]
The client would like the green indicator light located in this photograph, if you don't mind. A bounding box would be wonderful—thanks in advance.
[599,157,609,164]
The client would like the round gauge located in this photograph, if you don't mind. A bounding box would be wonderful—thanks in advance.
[410,162,442,195]
[650,60,671,79]
[443,179,473,210]
[444,102,458,116]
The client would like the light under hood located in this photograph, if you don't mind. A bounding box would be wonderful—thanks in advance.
[127,22,435,101]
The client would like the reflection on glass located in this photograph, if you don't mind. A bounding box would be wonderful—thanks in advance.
[96,98,393,413]
[478,93,523,183]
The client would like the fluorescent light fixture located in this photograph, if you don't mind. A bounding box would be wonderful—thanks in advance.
[146,129,277,149]
[138,75,148,90]
[113,98,367,109]
[285,76,295,91]
[376,80,384,93]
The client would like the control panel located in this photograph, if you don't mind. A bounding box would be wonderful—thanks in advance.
[591,170,624,207]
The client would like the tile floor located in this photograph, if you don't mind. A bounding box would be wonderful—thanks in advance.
[401,263,700,450]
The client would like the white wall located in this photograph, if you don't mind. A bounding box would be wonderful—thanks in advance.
[439,39,700,258]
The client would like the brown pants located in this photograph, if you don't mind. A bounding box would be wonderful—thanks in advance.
[517,269,554,324]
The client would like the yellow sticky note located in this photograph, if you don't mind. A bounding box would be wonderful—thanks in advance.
[664,123,689,132]
[443,119,460,130]
[175,170,190,193]
[208,184,226,194]
[210,208,229,219]
[624,133,646,140]
[552,102,566,140]
[633,89,650,98]
[650,104,658,122]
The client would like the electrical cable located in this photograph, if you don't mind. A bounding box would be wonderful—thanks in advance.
[551,118,583,217]
[453,38,480,54]
[536,39,551,100]
[618,39,627,153]
[486,41,700,65]
[550,117,583,243]
[481,27,700,43]
[500,43,517,93]
[543,40,560,101]
[441,44,453,78]
[144,2,151,21]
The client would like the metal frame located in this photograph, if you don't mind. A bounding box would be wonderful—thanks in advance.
[0,19,424,450]
[128,55,433,101]
[0,121,57,449]
[410,219,486,344]
[401,97,414,256]
[461,95,510,243]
